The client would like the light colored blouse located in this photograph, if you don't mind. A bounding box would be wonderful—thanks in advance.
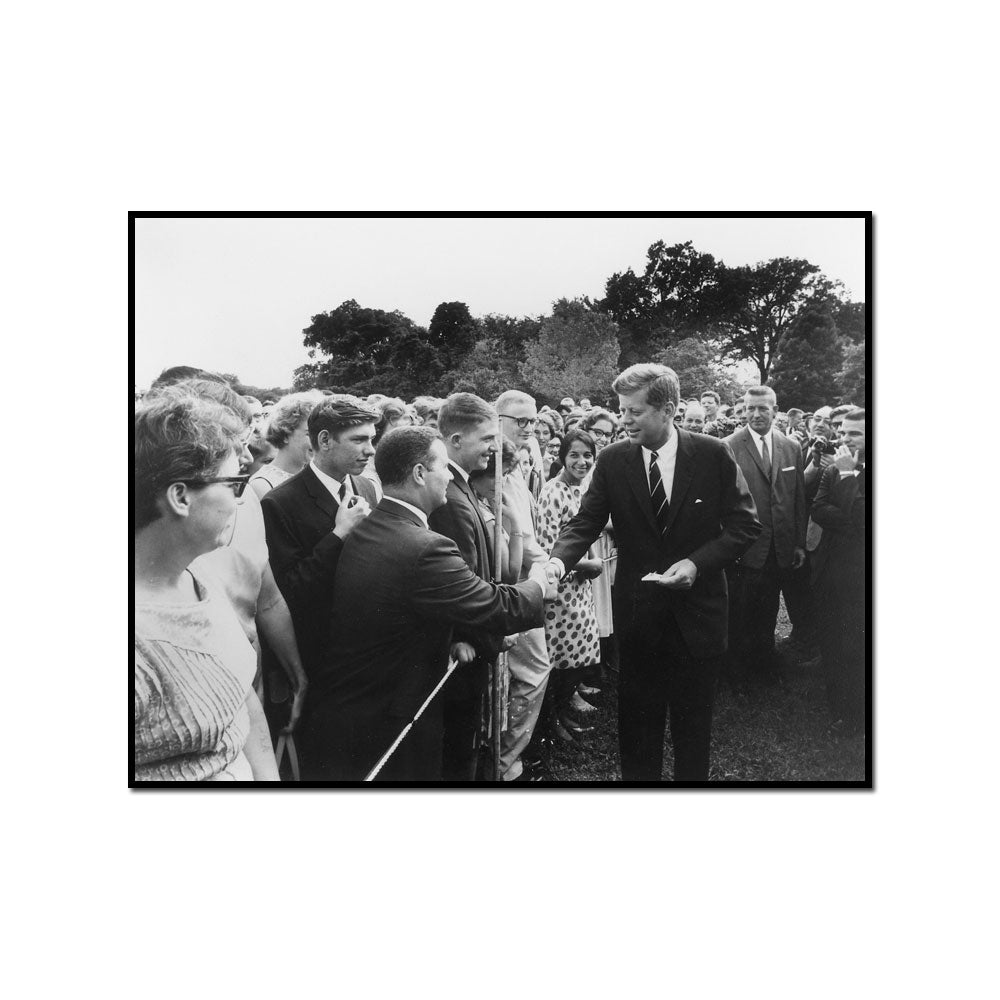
[134,567,258,781]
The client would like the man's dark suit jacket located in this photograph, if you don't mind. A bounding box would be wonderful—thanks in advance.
[550,429,761,658]
[810,465,866,595]
[723,427,806,570]
[427,465,501,663]
[259,465,378,674]
[302,499,545,781]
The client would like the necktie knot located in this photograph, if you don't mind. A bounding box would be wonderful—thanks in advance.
[338,481,347,503]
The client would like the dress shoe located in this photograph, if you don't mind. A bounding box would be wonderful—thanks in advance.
[569,690,598,714]
[576,684,603,707]
[555,715,595,740]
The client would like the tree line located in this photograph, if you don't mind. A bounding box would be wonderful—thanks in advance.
[267,239,865,411]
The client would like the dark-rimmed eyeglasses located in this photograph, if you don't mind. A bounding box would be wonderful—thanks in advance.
[500,414,537,429]
[180,475,250,498]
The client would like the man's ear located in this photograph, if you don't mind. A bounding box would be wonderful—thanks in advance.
[411,463,427,488]
[315,429,330,451]
[162,483,192,519]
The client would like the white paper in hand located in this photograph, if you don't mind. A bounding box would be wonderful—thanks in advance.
[641,572,662,582]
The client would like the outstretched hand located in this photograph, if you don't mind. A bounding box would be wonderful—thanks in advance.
[650,558,698,590]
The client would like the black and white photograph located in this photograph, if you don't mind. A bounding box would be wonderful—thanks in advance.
[132,213,870,787]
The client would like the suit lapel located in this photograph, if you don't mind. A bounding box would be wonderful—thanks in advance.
[661,429,695,539]
[303,465,339,523]
[449,462,495,564]
[740,428,769,483]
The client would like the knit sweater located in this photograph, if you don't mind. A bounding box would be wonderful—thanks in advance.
[134,567,257,781]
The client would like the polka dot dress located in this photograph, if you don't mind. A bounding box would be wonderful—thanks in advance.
[537,478,601,671]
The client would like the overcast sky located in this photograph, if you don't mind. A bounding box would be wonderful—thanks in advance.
[133,215,866,389]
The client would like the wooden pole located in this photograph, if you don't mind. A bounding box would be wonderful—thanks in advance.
[491,428,505,781]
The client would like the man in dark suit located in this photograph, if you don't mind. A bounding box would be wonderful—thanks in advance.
[260,397,379,706]
[300,426,552,782]
[811,409,867,734]
[724,386,807,685]
[427,392,503,781]
[546,364,760,782]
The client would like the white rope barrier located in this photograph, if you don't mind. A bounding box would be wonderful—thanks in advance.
[363,657,460,781]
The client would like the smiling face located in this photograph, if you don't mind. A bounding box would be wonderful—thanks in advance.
[587,418,615,452]
[450,418,499,475]
[618,388,674,451]
[561,439,595,486]
[535,420,552,449]
[421,438,454,511]
[499,398,537,446]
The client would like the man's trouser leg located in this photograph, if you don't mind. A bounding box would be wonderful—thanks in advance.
[499,627,552,781]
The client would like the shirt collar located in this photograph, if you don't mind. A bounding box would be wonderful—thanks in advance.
[748,427,773,449]
[448,460,470,483]
[642,431,678,462]
[310,460,351,500]
[382,495,429,528]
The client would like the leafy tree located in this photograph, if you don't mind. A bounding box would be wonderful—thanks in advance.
[599,241,721,366]
[294,299,445,397]
[768,303,845,411]
[836,340,867,406]
[833,300,866,344]
[449,313,542,400]
[428,301,478,372]
[713,257,824,383]
[653,337,751,404]
[520,298,621,406]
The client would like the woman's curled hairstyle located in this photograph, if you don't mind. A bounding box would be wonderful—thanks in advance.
[134,390,245,531]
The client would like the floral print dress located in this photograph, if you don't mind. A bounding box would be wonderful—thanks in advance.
[536,478,601,671]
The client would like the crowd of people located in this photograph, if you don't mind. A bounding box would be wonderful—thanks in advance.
[133,362,867,783]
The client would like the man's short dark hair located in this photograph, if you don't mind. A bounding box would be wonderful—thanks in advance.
[612,363,680,411]
[307,397,378,448]
[376,426,441,486]
[438,392,497,437]
[844,408,866,422]
[700,390,720,405]
[830,404,854,419]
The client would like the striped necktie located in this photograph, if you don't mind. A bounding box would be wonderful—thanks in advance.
[648,450,669,533]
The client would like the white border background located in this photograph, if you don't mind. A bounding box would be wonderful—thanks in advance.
[6,2,994,997]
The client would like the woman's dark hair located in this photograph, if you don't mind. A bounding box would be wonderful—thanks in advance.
[134,390,244,531]
[559,428,596,466]
[469,439,518,483]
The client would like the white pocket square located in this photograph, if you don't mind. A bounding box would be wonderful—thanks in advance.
[782,466,795,472]
[695,498,703,504]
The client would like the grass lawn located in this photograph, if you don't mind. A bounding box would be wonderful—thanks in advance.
[546,602,868,784]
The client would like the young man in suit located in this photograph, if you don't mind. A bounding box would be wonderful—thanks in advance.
[545,364,761,782]
[811,409,867,734]
[260,398,379,763]
[428,392,503,781]
[301,427,553,782]
[724,386,807,686]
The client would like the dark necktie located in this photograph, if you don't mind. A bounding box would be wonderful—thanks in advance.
[648,450,669,534]
[338,481,347,504]
[761,436,772,478]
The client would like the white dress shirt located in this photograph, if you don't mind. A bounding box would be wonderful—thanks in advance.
[310,460,354,502]
[747,427,775,465]
[642,430,679,503]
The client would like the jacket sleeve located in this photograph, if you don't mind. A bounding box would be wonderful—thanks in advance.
[687,447,761,575]
[261,494,344,615]
[811,466,862,536]
[428,493,502,662]
[550,451,613,572]
[410,533,544,636]
[792,439,807,550]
